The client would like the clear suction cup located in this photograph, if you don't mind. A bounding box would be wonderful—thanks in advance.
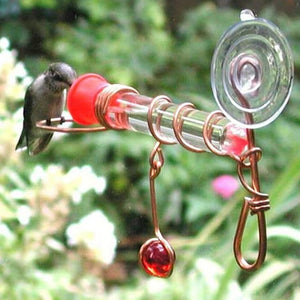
[211,10,294,128]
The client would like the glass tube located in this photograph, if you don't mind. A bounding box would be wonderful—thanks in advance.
[104,92,248,156]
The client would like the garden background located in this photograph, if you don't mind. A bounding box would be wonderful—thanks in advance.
[1,0,300,299]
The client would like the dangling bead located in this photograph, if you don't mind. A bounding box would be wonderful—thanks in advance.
[139,238,175,278]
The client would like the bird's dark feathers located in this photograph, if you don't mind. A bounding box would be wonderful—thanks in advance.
[15,62,77,155]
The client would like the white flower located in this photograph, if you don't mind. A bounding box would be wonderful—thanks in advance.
[13,62,28,78]
[66,165,106,204]
[146,277,169,293]
[16,205,32,226]
[0,37,32,103]
[10,189,25,200]
[28,164,107,205]
[66,210,117,265]
[0,222,14,240]
[0,37,10,50]
[30,165,46,184]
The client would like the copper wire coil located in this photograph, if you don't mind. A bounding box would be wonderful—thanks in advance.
[172,102,206,153]
[95,84,139,129]
[147,95,176,145]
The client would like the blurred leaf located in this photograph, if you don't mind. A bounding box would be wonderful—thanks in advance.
[21,0,56,9]
[268,225,300,244]
[244,260,296,294]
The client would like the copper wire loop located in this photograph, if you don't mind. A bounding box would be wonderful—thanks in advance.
[172,102,206,153]
[239,147,262,167]
[147,95,176,145]
[237,147,269,203]
[149,141,164,179]
[234,202,267,271]
[203,110,229,156]
[95,84,139,129]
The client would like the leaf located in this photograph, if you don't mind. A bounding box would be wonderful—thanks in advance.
[268,225,300,244]
[269,155,300,222]
[244,260,295,294]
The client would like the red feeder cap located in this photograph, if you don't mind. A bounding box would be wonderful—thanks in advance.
[67,73,109,125]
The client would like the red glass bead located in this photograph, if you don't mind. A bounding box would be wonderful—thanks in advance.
[139,238,175,278]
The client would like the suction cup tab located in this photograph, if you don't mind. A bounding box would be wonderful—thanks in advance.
[211,10,294,128]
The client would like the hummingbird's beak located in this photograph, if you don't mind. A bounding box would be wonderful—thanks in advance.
[68,76,77,87]
[67,80,74,87]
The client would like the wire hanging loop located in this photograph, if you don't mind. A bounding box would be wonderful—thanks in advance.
[149,141,164,181]
[149,142,165,240]
[234,141,270,271]
[230,56,270,271]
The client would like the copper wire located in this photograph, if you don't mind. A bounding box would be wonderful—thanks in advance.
[36,84,138,133]
[172,102,206,152]
[37,85,235,153]
[147,95,176,145]
[36,117,107,133]
[149,141,164,239]
[202,110,229,156]
[230,56,270,271]
[147,141,175,267]
[115,74,268,271]
[36,66,270,272]
[95,84,139,129]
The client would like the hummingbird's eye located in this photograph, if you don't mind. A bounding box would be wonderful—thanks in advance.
[52,72,63,81]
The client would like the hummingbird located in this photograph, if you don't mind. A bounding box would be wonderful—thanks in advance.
[16,62,77,155]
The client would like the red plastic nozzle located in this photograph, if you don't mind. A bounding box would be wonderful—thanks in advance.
[67,73,109,125]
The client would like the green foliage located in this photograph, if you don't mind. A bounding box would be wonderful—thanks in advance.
[1,1,300,299]
[47,0,172,89]
[21,0,56,9]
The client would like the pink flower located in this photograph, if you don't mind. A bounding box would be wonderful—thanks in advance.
[212,175,239,199]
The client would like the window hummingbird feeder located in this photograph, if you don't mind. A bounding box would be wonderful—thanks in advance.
[36,10,294,276]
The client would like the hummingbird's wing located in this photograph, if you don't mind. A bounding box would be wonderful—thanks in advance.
[15,85,33,152]
[15,128,27,151]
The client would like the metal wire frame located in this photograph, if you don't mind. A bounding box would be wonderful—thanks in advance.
[230,56,270,271]
[36,67,269,271]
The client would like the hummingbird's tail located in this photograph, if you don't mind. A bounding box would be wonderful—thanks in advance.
[15,129,27,152]
[28,133,54,156]
[15,129,53,156]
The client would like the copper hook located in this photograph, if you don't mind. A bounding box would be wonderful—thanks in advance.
[149,141,164,239]
[233,130,269,271]
[230,58,270,271]
[233,197,267,270]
